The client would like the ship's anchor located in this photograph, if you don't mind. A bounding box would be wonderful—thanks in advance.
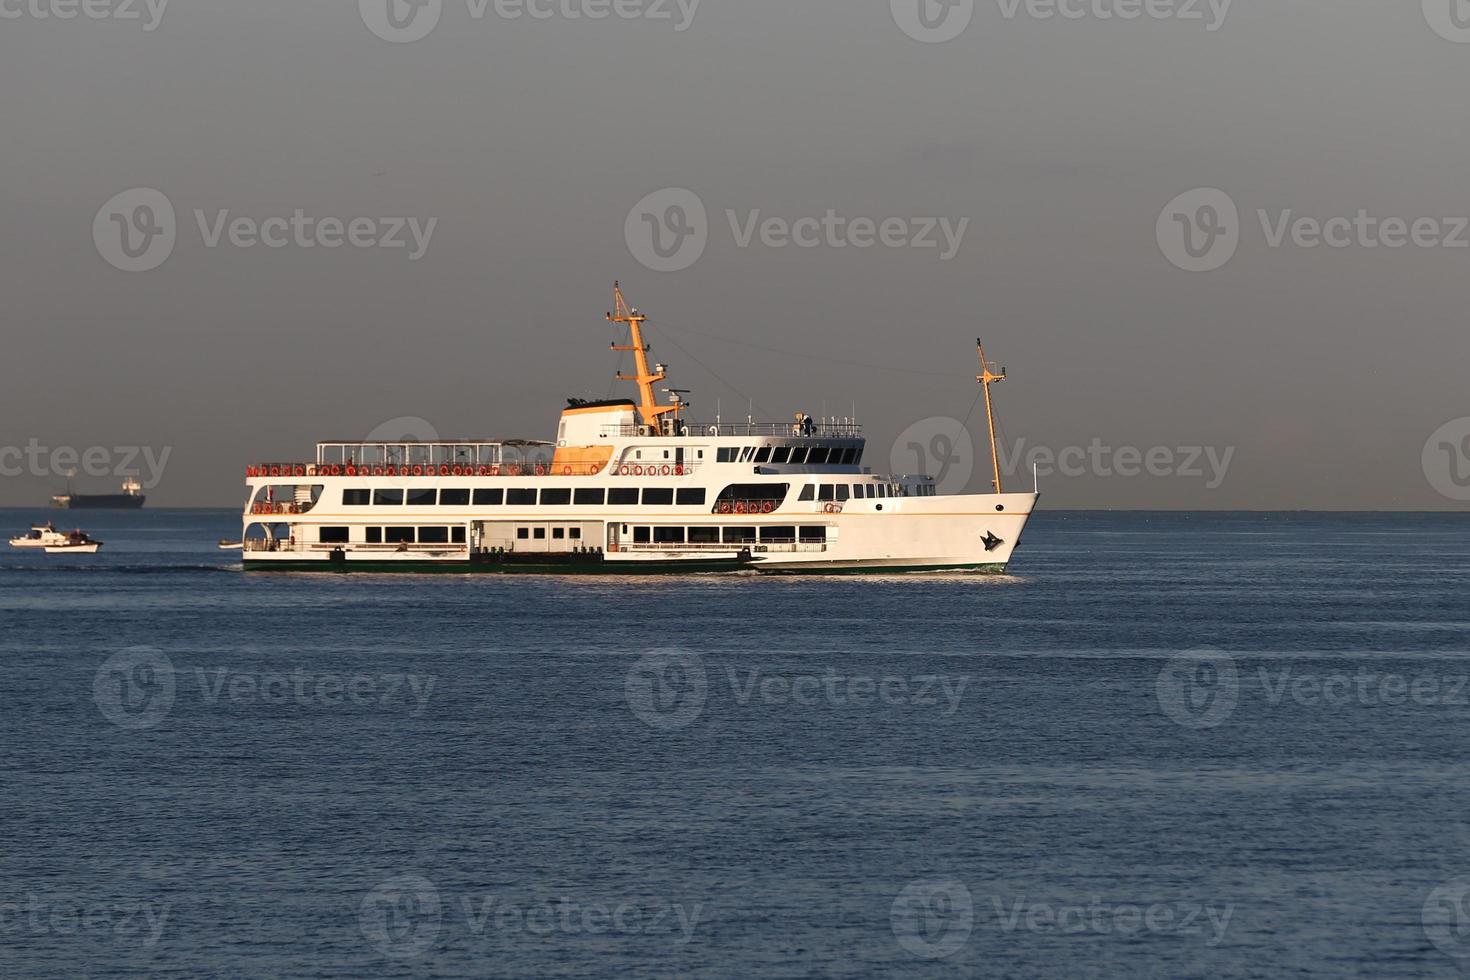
[981,531,1004,552]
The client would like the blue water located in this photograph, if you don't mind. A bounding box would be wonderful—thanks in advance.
[3,509,1470,978]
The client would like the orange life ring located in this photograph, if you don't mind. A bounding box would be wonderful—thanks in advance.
[761,501,775,514]
[562,466,572,476]
[534,465,547,477]
[674,466,684,476]
[439,465,450,476]
[632,465,644,477]
[479,466,491,476]
[509,465,522,476]
[294,465,306,477]
[412,465,424,477]
[619,465,631,476]
[269,466,281,477]
[734,502,747,514]
[490,465,501,477]
[718,502,732,514]
[373,466,384,476]
[660,465,671,476]
[449,466,460,476]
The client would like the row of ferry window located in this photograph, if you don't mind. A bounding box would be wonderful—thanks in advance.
[344,487,708,507]
[714,445,861,465]
[799,483,909,501]
[623,526,828,544]
[318,526,468,544]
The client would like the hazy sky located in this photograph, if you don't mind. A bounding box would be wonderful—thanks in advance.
[2,0,1468,509]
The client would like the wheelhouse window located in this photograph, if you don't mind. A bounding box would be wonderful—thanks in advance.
[771,446,791,464]
[676,488,706,506]
[540,488,571,506]
[507,488,537,506]
[440,488,471,506]
[642,487,674,506]
[575,488,606,505]
[474,488,504,506]
[609,487,639,506]
[753,447,772,463]
[373,488,404,506]
[717,447,738,463]
[406,488,436,506]
[319,527,349,544]
[799,485,815,501]
[344,489,371,506]
[818,485,835,501]
[788,447,809,464]
[836,486,850,502]
[808,447,830,465]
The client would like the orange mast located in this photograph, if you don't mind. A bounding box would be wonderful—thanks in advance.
[608,282,680,432]
[976,341,1007,494]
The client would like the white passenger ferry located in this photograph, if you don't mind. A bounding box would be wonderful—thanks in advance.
[240,285,1038,574]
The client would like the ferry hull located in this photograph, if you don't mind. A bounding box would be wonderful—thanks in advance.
[239,490,1036,576]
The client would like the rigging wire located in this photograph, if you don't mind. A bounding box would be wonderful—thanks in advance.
[646,317,969,379]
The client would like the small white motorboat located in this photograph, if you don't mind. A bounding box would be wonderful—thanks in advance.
[9,524,104,553]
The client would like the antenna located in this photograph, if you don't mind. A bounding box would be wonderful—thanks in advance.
[608,282,679,432]
[976,339,1008,494]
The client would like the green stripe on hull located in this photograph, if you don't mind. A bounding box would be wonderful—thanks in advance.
[243,559,1008,576]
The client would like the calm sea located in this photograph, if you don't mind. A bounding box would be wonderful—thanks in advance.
[2,509,1469,978]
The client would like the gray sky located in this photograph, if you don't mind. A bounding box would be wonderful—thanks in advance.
[2,0,1468,509]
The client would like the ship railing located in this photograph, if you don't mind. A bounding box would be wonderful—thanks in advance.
[622,540,828,554]
[711,499,786,515]
[246,462,606,479]
[314,441,554,469]
[599,422,863,439]
[247,501,315,516]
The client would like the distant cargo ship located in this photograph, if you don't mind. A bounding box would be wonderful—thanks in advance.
[51,477,146,510]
